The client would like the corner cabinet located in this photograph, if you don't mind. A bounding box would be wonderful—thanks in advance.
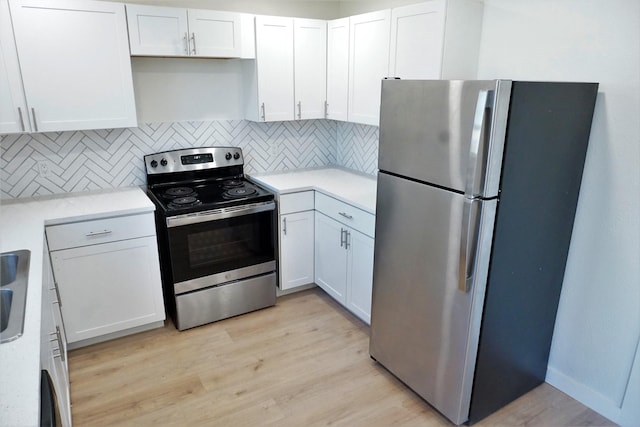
[245,16,327,122]
[326,17,349,121]
[278,191,315,290]
[46,212,165,348]
[347,10,391,126]
[126,4,242,58]
[314,193,375,324]
[7,0,137,132]
[293,18,327,120]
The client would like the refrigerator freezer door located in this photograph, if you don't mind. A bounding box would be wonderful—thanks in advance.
[378,79,511,198]
[370,172,496,424]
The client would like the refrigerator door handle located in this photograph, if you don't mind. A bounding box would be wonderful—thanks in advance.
[459,198,482,293]
[465,89,491,198]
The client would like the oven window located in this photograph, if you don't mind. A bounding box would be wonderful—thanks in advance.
[167,209,275,284]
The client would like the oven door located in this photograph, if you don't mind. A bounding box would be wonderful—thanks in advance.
[166,201,276,294]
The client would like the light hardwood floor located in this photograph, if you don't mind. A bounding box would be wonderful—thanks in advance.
[68,288,616,426]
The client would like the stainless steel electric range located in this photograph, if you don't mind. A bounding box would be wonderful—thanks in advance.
[144,147,277,331]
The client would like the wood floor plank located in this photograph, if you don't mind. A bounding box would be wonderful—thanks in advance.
[68,288,616,426]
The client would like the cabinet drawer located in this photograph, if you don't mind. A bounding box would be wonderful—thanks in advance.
[46,212,156,251]
[279,191,314,214]
[315,192,375,237]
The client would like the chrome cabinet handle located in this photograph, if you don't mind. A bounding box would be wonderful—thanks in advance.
[261,103,266,121]
[345,230,351,250]
[190,32,196,55]
[282,217,287,235]
[17,107,25,131]
[297,101,302,119]
[31,108,38,132]
[52,326,65,362]
[50,282,62,307]
[340,228,345,247]
[338,212,353,220]
[85,230,112,237]
[184,32,189,54]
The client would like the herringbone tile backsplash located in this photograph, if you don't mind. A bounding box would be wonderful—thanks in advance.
[0,120,379,199]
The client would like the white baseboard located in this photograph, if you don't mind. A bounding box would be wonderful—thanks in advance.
[545,367,621,424]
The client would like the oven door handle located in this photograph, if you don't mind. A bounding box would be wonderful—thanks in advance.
[166,201,276,227]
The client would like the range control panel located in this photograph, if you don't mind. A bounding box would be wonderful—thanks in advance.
[144,147,243,175]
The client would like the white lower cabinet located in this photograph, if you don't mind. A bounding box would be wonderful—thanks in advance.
[278,191,315,290]
[280,210,315,290]
[314,193,375,324]
[41,240,71,427]
[46,212,165,348]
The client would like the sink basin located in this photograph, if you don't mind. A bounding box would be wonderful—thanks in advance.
[1,254,18,286]
[0,250,30,343]
[0,289,13,332]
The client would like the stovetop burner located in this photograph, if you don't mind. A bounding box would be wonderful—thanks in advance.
[167,196,202,209]
[222,187,258,199]
[222,179,244,189]
[163,186,196,199]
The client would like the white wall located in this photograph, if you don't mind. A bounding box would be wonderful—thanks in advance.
[477,0,640,424]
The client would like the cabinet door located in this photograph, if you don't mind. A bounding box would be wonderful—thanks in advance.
[255,16,294,122]
[10,0,137,132]
[389,2,446,79]
[51,236,165,344]
[348,9,390,126]
[126,4,189,56]
[188,9,241,58]
[280,211,315,290]
[42,244,72,427]
[293,18,326,120]
[0,0,30,133]
[326,17,349,122]
[315,212,347,304]
[346,228,374,324]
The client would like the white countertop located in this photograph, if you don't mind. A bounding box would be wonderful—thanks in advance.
[0,187,155,427]
[250,167,378,214]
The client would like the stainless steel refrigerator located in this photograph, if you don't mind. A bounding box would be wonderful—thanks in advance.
[369,80,598,425]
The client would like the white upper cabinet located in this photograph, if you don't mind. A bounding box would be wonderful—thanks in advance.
[348,10,391,126]
[326,17,349,122]
[293,18,327,120]
[126,5,242,58]
[0,0,30,134]
[126,5,189,56]
[389,1,446,79]
[187,10,241,57]
[9,0,136,132]
[390,0,483,80]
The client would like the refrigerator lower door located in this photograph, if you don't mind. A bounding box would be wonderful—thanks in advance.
[370,172,496,425]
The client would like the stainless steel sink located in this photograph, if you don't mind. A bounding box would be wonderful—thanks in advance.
[0,250,30,343]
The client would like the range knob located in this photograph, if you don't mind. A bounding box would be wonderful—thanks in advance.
[233,152,240,160]
[150,160,158,168]
[160,158,168,166]
[225,152,232,160]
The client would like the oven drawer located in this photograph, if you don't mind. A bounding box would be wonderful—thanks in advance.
[46,212,156,251]
[279,191,314,214]
[175,272,276,330]
[315,192,375,238]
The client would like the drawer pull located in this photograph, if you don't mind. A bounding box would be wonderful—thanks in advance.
[85,230,113,237]
[338,212,353,220]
